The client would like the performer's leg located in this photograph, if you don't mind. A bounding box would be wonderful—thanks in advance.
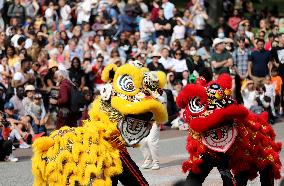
[186,154,214,186]
[260,165,274,186]
[112,150,148,186]
[234,171,249,186]
[217,154,236,186]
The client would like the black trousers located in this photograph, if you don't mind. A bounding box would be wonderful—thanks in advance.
[186,153,274,186]
[112,149,148,186]
[186,153,235,186]
[0,139,12,161]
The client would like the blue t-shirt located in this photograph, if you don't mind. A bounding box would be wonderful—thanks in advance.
[249,50,271,77]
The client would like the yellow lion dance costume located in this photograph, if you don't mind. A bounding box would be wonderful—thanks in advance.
[32,61,168,186]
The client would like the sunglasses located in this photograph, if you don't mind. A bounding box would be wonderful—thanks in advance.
[175,53,182,55]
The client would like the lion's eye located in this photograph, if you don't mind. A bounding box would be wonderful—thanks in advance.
[188,97,205,114]
[117,75,136,92]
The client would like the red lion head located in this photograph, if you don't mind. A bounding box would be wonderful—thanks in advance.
[176,74,248,133]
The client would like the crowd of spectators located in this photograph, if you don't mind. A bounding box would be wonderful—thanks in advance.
[0,0,284,161]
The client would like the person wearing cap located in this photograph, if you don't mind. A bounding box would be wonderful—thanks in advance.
[3,102,31,149]
[147,53,166,72]
[210,38,233,77]
[248,38,272,87]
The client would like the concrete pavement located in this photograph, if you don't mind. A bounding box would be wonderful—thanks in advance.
[0,122,283,186]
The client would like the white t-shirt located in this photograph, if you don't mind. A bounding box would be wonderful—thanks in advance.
[139,18,155,39]
[60,5,71,25]
[172,59,188,73]
[159,57,175,70]
[172,25,185,40]
[76,0,92,24]
[13,72,26,85]
[242,89,256,109]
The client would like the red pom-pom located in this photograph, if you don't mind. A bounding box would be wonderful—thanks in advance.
[216,73,232,90]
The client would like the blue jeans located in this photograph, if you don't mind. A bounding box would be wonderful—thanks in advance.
[32,121,46,134]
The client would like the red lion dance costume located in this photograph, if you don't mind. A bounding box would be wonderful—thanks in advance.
[176,74,282,186]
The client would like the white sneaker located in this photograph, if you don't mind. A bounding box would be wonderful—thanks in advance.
[12,145,16,150]
[141,161,152,169]
[19,142,30,149]
[151,163,160,170]
[5,155,18,162]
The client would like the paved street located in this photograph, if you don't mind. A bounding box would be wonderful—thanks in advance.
[0,122,283,186]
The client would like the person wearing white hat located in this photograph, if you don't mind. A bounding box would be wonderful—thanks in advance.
[210,38,233,78]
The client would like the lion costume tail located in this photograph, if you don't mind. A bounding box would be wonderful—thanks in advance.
[32,122,122,186]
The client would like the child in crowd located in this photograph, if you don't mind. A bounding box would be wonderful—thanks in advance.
[241,80,256,109]
[182,70,189,86]
[271,68,283,115]
[30,93,48,135]
[264,75,276,116]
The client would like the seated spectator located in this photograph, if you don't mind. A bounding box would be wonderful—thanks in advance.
[159,47,174,71]
[92,55,105,92]
[147,53,165,72]
[172,50,188,79]
[9,86,25,117]
[154,9,171,43]
[4,102,32,148]
[12,57,33,88]
[0,113,19,161]
[30,93,47,135]
[165,72,175,91]
[139,13,155,42]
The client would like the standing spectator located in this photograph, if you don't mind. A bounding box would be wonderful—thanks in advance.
[162,0,175,20]
[147,53,165,72]
[210,38,233,77]
[154,9,171,43]
[248,39,272,87]
[6,45,20,72]
[68,57,86,91]
[7,0,25,26]
[271,68,283,115]
[50,70,77,129]
[139,13,155,42]
[9,86,25,117]
[233,37,251,102]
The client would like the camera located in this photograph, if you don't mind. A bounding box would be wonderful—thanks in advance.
[0,113,10,128]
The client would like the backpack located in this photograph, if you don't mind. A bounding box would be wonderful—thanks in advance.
[69,85,84,114]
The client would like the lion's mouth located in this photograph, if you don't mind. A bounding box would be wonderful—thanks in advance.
[118,112,154,146]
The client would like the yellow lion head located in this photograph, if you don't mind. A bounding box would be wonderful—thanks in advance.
[88,61,168,146]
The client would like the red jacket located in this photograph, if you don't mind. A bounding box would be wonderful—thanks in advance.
[57,79,72,108]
